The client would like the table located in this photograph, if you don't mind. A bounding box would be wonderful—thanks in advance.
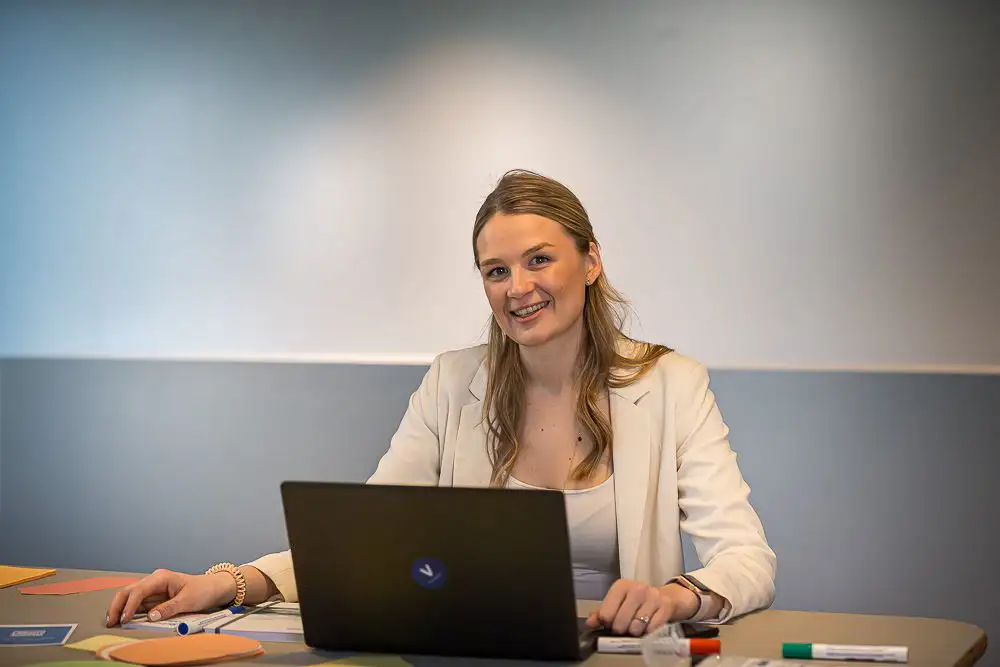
[0,568,987,667]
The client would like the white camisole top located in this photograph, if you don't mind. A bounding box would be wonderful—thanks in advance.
[507,474,620,600]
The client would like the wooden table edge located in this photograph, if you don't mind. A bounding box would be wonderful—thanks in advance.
[956,629,988,667]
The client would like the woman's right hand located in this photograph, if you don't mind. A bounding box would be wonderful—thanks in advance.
[106,569,235,627]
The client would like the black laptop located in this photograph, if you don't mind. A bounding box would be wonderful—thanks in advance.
[279,481,604,660]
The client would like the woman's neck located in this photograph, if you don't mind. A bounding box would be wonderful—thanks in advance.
[518,319,585,394]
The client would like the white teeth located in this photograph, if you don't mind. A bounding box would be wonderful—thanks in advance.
[513,302,547,317]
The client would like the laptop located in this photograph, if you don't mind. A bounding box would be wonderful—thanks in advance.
[279,481,605,660]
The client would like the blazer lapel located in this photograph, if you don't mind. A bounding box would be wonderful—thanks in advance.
[611,378,654,581]
[453,359,493,487]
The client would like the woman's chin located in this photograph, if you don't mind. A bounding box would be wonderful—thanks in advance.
[508,327,557,348]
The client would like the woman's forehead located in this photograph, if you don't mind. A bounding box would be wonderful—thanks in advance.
[477,213,573,255]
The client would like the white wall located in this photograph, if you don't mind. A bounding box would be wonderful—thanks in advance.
[2,0,998,369]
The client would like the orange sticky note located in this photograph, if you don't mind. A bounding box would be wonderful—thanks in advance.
[97,640,149,662]
[20,576,139,595]
[107,633,264,666]
[0,565,56,589]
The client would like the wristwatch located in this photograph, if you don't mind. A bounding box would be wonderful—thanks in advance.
[666,574,714,622]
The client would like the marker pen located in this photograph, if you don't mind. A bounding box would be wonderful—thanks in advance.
[598,636,721,655]
[783,643,908,663]
[176,606,246,636]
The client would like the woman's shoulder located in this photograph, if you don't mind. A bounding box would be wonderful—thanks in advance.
[615,338,710,390]
[654,348,707,377]
[427,344,488,393]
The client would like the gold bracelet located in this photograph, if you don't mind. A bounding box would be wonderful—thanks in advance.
[205,562,247,607]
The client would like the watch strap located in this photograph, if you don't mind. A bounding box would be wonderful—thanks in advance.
[668,574,713,622]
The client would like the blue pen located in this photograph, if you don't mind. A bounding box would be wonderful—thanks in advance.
[176,606,246,636]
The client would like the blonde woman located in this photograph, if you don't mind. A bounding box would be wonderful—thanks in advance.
[108,170,776,637]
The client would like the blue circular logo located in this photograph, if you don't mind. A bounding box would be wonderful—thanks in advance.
[411,557,447,590]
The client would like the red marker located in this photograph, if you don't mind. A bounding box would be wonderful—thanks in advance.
[597,636,722,655]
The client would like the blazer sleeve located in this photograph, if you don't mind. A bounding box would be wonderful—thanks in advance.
[245,354,446,602]
[674,361,777,622]
[243,550,297,604]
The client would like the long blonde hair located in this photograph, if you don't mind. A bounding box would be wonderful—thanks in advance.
[472,169,671,487]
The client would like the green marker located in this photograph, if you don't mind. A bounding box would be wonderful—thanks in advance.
[783,642,908,663]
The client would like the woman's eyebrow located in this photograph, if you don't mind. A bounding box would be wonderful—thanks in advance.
[479,243,554,267]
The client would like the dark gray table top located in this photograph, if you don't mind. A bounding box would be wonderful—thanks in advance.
[0,568,987,667]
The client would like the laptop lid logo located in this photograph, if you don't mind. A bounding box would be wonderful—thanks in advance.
[412,557,447,590]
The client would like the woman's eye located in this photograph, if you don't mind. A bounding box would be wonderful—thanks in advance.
[487,266,508,278]
[529,255,551,266]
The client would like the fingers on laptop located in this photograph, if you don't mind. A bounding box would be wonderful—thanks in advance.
[596,580,669,636]
[596,580,639,634]
[646,602,672,634]
[632,594,668,636]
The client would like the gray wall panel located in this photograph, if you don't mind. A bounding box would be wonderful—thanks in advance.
[0,359,425,572]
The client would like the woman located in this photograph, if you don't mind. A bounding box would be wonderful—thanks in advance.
[106,170,776,637]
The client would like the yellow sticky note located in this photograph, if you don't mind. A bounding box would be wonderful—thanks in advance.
[66,634,140,652]
[0,565,56,589]
[317,657,412,667]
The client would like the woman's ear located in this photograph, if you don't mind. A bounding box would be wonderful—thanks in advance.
[585,241,603,284]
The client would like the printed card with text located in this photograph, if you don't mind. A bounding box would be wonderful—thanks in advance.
[0,624,77,647]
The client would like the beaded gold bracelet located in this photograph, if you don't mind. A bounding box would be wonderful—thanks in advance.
[205,562,247,607]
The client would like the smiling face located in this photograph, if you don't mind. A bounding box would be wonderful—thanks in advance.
[475,213,601,348]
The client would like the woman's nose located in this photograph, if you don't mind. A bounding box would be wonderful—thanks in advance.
[507,267,533,298]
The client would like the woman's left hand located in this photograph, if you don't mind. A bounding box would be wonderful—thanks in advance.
[585,579,677,636]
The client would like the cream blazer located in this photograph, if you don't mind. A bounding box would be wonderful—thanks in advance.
[249,344,776,622]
